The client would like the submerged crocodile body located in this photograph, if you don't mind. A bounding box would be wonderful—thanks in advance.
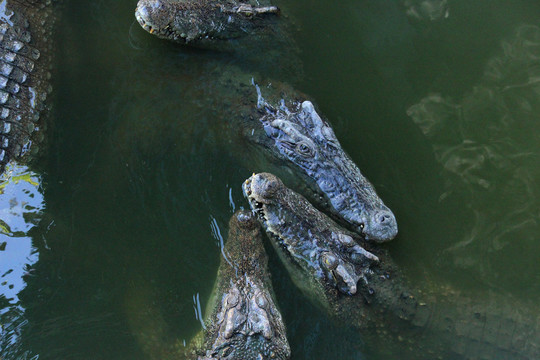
[243,172,540,359]
[187,210,290,360]
[135,0,398,243]
[0,0,56,173]
[126,211,290,360]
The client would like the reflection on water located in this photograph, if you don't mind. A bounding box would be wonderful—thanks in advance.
[408,24,540,289]
[0,164,44,358]
[403,0,449,21]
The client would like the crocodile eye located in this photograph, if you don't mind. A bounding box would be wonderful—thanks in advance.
[296,141,314,157]
[255,293,269,309]
[321,252,338,270]
[224,291,240,308]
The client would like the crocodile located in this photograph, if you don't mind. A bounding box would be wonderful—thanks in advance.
[135,0,279,46]
[249,90,398,243]
[243,172,540,360]
[0,0,57,174]
[126,210,290,360]
[134,0,398,243]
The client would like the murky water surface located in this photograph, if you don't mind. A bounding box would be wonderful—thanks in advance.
[1,0,540,359]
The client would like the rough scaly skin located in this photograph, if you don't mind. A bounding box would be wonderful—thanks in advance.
[0,0,56,173]
[243,173,540,360]
[222,73,397,242]
[186,210,290,360]
[126,211,290,360]
[135,0,279,45]
[243,172,381,301]
[253,89,397,242]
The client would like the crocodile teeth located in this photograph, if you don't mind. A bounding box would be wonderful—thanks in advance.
[242,178,253,196]
[243,178,269,223]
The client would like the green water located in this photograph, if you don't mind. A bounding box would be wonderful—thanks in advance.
[1,0,540,359]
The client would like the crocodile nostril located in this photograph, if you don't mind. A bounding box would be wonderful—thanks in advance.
[375,211,393,225]
[236,210,255,226]
[136,0,165,23]
[365,210,398,242]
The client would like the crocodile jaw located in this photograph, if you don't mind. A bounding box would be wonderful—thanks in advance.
[243,173,379,297]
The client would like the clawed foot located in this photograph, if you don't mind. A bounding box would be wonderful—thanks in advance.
[319,232,379,295]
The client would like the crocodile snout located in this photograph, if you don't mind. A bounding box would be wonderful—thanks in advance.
[366,210,398,243]
[135,2,153,32]
[135,0,172,36]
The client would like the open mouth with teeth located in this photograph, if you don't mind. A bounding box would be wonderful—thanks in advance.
[242,176,265,219]
[135,5,154,32]
[135,5,183,41]
[242,173,380,296]
[137,21,156,35]
[242,173,281,227]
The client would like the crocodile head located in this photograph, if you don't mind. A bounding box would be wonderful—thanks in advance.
[196,210,290,360]
[256,96,398,242]
[135,0,278,43]
[242,173,379,308]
